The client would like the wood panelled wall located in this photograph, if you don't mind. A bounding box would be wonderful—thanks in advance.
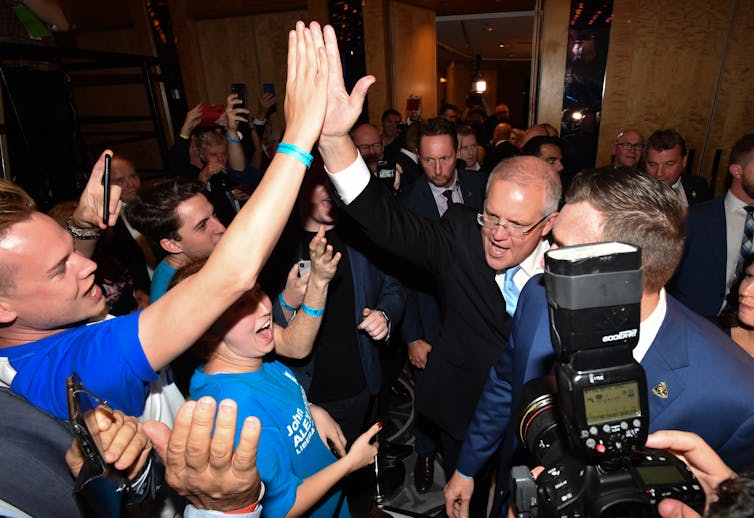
[596,0,754,192]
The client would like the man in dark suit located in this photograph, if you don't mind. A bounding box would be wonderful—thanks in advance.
[445,169,754,518]
[314,53,561,515]
[668,133,754,317]
[644,129,711,206]
[482,122,519,174]
[397,117,486,493]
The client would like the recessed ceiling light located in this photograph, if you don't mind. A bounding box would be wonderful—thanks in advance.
[499,44,505,48]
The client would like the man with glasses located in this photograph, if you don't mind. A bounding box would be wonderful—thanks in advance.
[612,129,645,169]
[322,120,560,514]
[351,122,402,192]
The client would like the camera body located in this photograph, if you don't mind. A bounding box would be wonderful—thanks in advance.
[513,242,705,517]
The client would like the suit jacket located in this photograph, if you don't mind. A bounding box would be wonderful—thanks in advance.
[344,176,510,439]
[681,174,712,205]
[397,169,486,343]
[276,230,406,396]
[459,275,754,516]
[483,140,519,174]
[667,196,727,317]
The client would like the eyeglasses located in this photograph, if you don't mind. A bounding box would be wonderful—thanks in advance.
[616,142,645,151]
[356,142,384,153]
[477,212,552,237]
[66,372,129,494]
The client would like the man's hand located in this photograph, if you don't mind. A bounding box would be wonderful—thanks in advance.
[256,92,276,120]
[646,430,736,516]
[198,159,226,183]
[65,406,152,480]
[224,93,250,133]
[444,471,474,518]
[318,25,374,142]
[358,308,389,340]
[180,104,204,137]
[407,339,432,369]
[310,404,347,457]
[393,162,403,191]
[143,397,262,511]
[73,149,122,230]
[309,225,341,284]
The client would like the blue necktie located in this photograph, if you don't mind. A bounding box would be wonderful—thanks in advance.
[503,265,521,317]
[736,206,754,278]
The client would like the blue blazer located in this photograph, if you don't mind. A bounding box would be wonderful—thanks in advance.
[275,242,405,396]
[667,196,727,317]
[459,274,754,515]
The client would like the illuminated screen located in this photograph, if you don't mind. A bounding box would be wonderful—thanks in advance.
[583,381,641,425]
[636,465,685,485]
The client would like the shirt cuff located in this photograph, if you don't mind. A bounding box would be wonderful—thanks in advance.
[325,153,371,205]
[183,484,264,518]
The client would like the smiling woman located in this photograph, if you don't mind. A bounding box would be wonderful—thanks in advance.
[719,253,754,358]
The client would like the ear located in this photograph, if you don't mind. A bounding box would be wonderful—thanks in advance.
[160,237,182,255]
[682,154,688,169]
[542,212,558,236]
[0,298,18,324]
[730,163,743,180]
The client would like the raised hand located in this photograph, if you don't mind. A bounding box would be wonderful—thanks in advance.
[74,149,122,230]
[180,104,204,137]
[309,225,341,283]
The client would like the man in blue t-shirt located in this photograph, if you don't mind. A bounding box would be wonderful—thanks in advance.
[125,179,226,302]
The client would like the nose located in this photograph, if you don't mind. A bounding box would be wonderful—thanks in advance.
[490,223,511,241]
[75,253,98,278]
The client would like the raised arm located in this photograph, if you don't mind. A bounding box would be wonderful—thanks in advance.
[139,21,330,371]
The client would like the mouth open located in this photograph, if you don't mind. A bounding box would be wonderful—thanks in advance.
[256,318,274,343]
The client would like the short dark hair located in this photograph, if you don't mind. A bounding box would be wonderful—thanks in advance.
[0,181,36,294]
[439,103,459,116]
[729,134,754,168]
[522,136,563,157]
[126,178,209,243]
[382,108,401,123]
[418,117,458,150]
[646,129,687,157]
[566,168,686,292]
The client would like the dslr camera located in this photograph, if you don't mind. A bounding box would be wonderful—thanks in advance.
[512,242,705,517]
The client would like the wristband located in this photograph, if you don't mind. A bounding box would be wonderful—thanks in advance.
[66,216,101,240]
[226,135,242,144]
[224,501,260,514]
[179,133,190,140]
[301,303,324,317]
[277,142,313,168]
[278,292,300,312]
[456,469,473,479]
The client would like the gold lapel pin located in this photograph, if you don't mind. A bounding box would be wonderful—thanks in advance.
[652,381,669,399]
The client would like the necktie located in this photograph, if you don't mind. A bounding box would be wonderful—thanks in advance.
[503,265,522,317]
[442,189,454,207]
[736,206,754,278]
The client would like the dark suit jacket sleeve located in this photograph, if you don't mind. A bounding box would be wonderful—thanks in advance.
[399,290,424,344]
[375,270,406,340]
[345,176,457,276]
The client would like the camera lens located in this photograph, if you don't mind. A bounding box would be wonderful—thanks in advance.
[517,377,567,468]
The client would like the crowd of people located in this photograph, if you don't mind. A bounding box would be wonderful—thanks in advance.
[1,19,754,518]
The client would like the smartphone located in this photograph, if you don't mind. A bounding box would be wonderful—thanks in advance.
[377,160,396,179]
[102,154,111,223]
[262,83,275,97]
[327,438,342,459]
[230,83,248,109]
[298,259,311,277]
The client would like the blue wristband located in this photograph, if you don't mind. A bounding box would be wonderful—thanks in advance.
[278,292,300,312]
[226,135,241,144]
[277,142,313,168]
[456,469,473,479]
[301,303,324,317]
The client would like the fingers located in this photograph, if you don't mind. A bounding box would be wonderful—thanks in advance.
[332,427,347,457]
[142,419,172,461]
[323,25,344,91]
[209,399,239,470]
[185,397,217,471]
[657,499,702,518]
[357,308,388,339]
[233,415,261,478]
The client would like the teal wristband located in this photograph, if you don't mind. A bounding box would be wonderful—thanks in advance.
[226,135,241,144]
[456,470,473,479]
[301,303,324,317]
[278,292,299,312]
[277,142,313,168]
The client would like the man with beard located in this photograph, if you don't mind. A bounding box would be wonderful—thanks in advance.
[669,134,754,318]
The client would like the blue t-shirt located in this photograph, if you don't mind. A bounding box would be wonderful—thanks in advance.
[190,361,348,518]
[1,311,157,419]
[151,258,177,302]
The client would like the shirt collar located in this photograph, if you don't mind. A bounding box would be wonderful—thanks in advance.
[634,288,667,362]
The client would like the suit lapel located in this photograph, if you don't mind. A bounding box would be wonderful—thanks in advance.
[641,299,689,425]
